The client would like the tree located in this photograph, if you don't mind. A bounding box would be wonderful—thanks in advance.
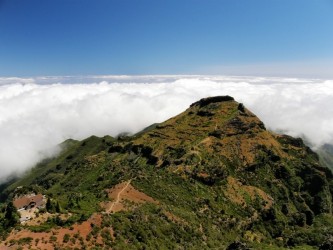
[46,197,52,212]
[4,201,18,227]
[56,201,61,213]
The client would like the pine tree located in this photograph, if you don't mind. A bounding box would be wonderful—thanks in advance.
[4,201,18,227]
[46,197,52,212]
[56,201,61,213]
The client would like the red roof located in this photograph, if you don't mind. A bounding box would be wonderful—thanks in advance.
[13,194,43,209]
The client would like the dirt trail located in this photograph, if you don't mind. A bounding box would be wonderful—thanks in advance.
[106,179,131,213]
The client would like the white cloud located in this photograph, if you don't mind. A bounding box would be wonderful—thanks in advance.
[0,75,333,182]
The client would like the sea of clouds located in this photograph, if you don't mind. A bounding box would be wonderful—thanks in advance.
[1,75,333,182]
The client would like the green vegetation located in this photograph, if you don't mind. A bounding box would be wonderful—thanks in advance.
[1,96,333,249]
[0,201,19,239]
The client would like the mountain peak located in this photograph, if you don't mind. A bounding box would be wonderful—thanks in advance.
[190,95,235,107]
[1,96,333,249]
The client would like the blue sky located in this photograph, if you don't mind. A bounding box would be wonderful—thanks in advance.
[0,0,332,77]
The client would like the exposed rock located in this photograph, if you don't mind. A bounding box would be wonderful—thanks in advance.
[320,236,333,250]
[279,135,305,148]
[238,103,245,113]
[108,144,123,153]
[224,117,263,136]
[208,129,224,139]
[190,96,234,107]
[226,241,250,250]
[197,110,215,117]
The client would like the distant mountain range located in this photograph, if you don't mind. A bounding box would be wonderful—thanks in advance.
[1,96,333,249]
[318,143,333,172]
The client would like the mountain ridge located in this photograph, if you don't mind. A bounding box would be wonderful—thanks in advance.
[1,96,333,249]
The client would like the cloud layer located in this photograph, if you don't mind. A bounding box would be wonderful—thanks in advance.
[1,75,333,182]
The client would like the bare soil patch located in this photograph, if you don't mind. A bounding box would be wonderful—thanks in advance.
[102,181,158,213]
[1,214,110,249]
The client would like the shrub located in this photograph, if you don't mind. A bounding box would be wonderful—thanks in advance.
[63,233,70,243]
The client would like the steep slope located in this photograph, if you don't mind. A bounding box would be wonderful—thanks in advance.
[1,96,333,249]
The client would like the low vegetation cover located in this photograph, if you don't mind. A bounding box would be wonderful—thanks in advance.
[1,96,333,249]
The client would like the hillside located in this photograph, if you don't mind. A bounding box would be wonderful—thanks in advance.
[1,96,333,249]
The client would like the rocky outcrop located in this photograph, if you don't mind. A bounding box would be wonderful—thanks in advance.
[190,96,234,107]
